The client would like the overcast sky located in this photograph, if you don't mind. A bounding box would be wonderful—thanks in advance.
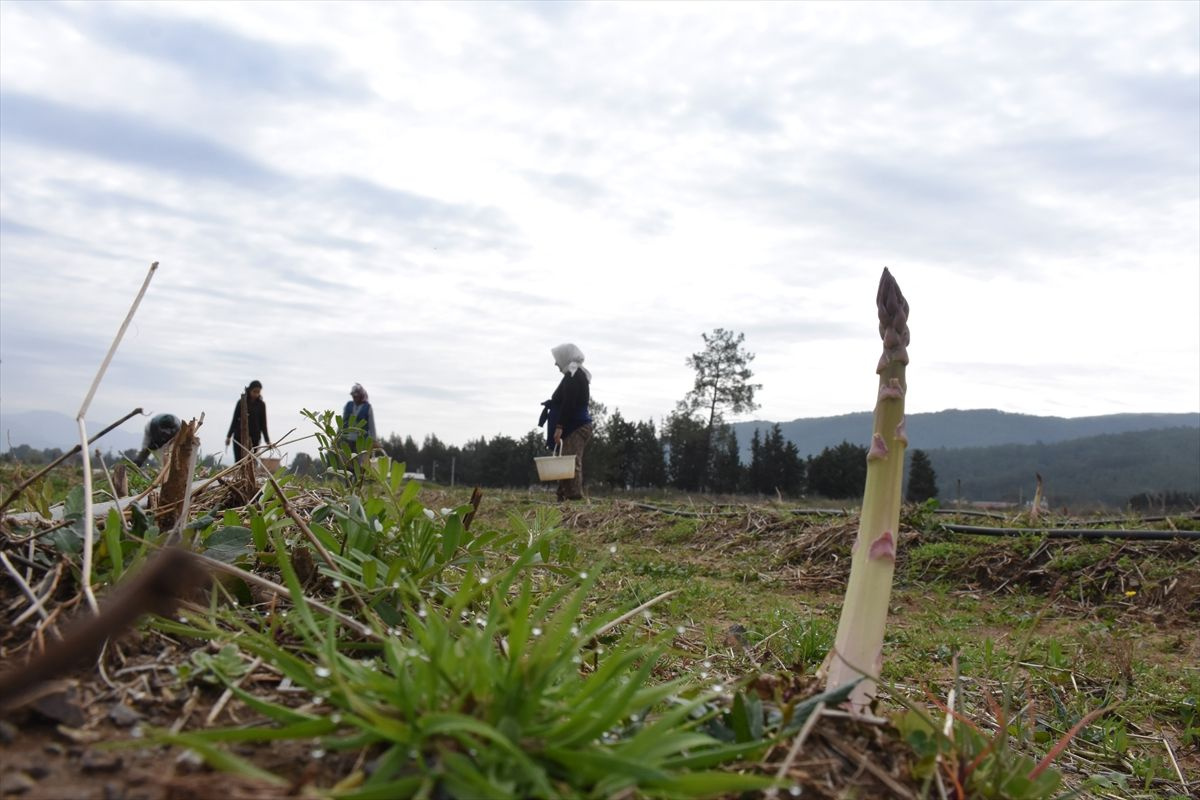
[1,0,1197,457]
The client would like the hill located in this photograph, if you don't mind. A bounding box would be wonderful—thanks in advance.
[0,410,144,454]
[917,426,1200,508]
[732,409,1199,458]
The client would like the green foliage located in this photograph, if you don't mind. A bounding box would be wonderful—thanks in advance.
[806,441,868,499]
[747,424,804,497]
[597,411,667,490]
[149,496,789,797]
[675,328,761,493]
[895,710,1064,799]
[123,429,859,797]
[304,408,374,488]
[681,328,761,426]
[664,412,709,492]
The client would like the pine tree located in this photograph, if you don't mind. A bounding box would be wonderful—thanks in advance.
[634,420,666,488]
[906,449,939,502]
[748,424,805,496]
[665,412,708,491]
[709,426,742,494]
[680,328,761,490]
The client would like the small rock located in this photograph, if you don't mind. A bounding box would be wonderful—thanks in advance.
[103,781,126,800]
[81,752,124,774]
[43,742,65,756]
[33,688,86,727]
[56,725,101,744]
[0,719,17,744]
[26,766,50,780]
[0,772,36,795]
[108,703,143,727]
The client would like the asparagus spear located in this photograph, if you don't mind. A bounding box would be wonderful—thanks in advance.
[824,267,910,711]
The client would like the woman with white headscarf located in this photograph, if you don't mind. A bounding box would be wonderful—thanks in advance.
[546,343,593,501]
[342,383,377,448]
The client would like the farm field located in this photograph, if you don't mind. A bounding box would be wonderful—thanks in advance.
[1,462,1197,800]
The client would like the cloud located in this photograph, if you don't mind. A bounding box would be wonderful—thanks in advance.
[0,215,52,238]
[0,90,283,189]
[523,171,607,207]
[33,1,370,101]
[1,1,1196,450]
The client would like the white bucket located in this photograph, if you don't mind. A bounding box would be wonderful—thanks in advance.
[535,442,575,481]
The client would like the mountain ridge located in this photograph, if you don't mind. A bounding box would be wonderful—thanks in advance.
[730,408,1199,458]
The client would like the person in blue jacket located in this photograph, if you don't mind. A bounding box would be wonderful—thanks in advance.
[545,343,593,501]
[342,383,377,451]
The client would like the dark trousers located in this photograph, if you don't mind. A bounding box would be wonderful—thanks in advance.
[557,423,593,500]
[233,438,261,460]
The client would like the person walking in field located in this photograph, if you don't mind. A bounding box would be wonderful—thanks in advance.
[225,380,271,459]
[547,343,593,501]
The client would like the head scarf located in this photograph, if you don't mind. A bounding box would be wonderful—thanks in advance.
[551,343,592,381]
[350,383,368,402]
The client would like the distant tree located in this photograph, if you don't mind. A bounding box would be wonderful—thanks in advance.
[480,435,529,487]
[1128,490,1198,513]
[633,419,666,488]
[807,441,868,500]
[680,328,761,490]
[581,399,614,490]
[588,398,609,431]
[708,426,742,494]
[906,449,939,503]
[420,434,450,482]
[602,410,639,488]
[289,452,320,477]
[665,412,708,491]
[1,444,66,465]
[456,437,487,485]
[748,424,805,497]
[519,430,543,486]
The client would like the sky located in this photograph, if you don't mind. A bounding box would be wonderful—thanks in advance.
[1,0,1198,458]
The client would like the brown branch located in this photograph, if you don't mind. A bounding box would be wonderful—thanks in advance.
[0,548,207,710]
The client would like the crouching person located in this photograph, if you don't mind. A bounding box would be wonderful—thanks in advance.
[132,413,181,467]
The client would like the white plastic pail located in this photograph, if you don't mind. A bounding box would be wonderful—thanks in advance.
[535,442,575,481]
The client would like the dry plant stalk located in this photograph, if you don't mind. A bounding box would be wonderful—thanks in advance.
[1030,472,1045,523]
[77,262,159,614]
[156,417,200,531]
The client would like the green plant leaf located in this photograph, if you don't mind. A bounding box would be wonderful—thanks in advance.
[203,526,254,563]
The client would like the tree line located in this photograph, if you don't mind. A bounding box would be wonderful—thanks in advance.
[287,328,942,502]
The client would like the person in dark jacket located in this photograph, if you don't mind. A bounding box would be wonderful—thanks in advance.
[132,413,181,467]
[547,343,593,501]
[225,380,270,459]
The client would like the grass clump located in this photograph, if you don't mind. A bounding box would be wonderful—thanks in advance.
[138,463,859,798]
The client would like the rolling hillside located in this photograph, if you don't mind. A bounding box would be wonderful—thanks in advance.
[915,426,1200,508]
[732,409,1199,458]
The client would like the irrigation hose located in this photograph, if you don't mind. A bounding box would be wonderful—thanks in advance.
[937,523,1200,541]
